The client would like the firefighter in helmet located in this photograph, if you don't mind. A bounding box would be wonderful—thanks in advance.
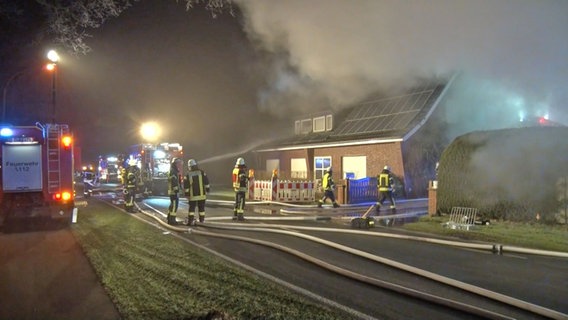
[183,159,210,225]
[124,158,139,213]
[376,165,396,213]
[318,168,340,208]
[232,157,248,221]
[167,157,183,225]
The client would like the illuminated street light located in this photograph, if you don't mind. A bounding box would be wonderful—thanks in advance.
[47,50,60,64]
[140,122,161,142]
[46,49,60,123]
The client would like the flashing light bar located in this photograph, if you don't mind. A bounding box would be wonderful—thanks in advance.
[1,128,14,137]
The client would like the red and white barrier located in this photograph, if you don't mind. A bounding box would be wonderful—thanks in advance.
[250,178,315,203]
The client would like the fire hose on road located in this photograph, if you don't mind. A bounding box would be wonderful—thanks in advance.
[131,200,568,320]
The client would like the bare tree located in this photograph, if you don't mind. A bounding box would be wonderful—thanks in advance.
[1,0,233,56]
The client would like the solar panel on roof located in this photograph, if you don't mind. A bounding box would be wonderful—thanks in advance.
[330,84,441,138]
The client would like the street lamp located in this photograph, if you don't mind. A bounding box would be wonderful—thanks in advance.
[140,122,161,142]
[46,49,60,123]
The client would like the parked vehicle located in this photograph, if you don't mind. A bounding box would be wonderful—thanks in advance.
[126,142,183,197]
[0,123,75,225]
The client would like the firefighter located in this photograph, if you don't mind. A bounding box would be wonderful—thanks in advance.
[318,168,340,208]
[183,159,210,225]
[167,157,183,225]
[376,165,396,213]
[232,157,248,221]
[124,159,139,213]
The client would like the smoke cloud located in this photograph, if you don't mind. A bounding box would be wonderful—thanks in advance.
[55,0,566,184]
[237,0,568,126]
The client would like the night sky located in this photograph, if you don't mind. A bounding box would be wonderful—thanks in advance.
[10,0,568,179]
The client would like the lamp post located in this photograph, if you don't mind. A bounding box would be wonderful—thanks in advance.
[46,49,60,123]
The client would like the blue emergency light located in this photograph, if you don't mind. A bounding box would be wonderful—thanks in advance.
[0,127,14,137]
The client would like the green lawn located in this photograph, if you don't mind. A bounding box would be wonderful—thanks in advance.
[71,199,359,320]
[401,215,568,252]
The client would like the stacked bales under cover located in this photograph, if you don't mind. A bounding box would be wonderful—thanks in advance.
[437,127,568,223]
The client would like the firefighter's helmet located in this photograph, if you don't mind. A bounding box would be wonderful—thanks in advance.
[128,159,137,167]
[188,159,197,167]
[327,168,333,174]
[236,157,245,166]
[383,165,391,171]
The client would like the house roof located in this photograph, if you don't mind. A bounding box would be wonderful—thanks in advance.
[256,78,452,152]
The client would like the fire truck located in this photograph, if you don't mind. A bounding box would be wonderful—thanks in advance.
[0,123,75,225]
[98,154,121,183]
[127,142,183,197]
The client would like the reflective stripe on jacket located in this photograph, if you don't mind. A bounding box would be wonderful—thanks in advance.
[168,171,180,195]
[378,172,393,192]
[322,172,334,191]
[232,167,248,192]
[184,170,209,201]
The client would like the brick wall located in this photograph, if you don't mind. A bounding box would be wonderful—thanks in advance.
[314,142,404,179]
[256,141,405,183]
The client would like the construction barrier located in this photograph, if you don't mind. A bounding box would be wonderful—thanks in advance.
[443,207,479,230]
[250,178,315,203]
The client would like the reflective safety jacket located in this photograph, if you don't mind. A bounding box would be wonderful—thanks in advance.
[168,170,180,196]
[126,172,137,190]
[378,170,394,192]
[232,166,248,192]
[184,168,210,201]
[322,172,335,191]
[124,165,140,188]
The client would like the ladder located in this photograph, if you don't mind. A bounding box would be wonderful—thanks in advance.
[46,124,68,194]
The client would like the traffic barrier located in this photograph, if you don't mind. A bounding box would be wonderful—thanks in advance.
[251,178,315,203]
[272,178,278,201]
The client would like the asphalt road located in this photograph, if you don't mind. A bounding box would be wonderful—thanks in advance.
[0,219,120,320]
[137,195,568,319]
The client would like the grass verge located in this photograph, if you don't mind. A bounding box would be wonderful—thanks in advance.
[71,200,358,320]
[401,215,568,252]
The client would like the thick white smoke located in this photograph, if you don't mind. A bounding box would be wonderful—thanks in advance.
[236,0,568,124]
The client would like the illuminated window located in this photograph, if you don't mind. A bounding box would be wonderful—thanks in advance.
[314,156,331,180]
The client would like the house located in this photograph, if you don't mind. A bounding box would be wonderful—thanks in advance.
[252,77,457,199]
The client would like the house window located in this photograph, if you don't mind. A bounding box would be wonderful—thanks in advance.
[314,156,331,180]
[300,119,312,134]
[291,158,307,179]
[326,115,333,131]
[295,120,301,135]
[313,116,325,132]
[342,156,366,179]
